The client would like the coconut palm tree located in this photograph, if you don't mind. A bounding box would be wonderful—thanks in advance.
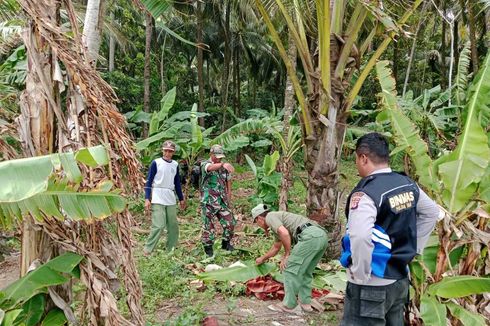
[255,0,426,258]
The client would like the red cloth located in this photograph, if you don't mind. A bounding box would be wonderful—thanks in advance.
[245,275,329,301]
[246,275,285,300]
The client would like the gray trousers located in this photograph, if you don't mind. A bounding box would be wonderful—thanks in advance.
[341,278,409,326]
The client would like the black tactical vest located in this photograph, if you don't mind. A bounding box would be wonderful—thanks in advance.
[345,172,420,279]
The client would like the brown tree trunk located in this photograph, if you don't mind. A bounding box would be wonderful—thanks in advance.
[449,20,459,75]
[160,44,167,94]
[279,29,297,212]
[467,2,479,72]
[196,0,205,127]
[19,3,58,277]
[486,6,490,48]
[403,3,427,96]
[234,45,241,117]
[221,0,231,131]
[143,13,153,138]
[305,35,344,259]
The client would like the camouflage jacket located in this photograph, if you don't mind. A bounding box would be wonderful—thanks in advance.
[200,160,231,207]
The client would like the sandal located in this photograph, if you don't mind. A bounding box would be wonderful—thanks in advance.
[267,303,303,316]
[300,303,313,312]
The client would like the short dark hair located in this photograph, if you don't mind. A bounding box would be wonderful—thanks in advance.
[355,132,389,164]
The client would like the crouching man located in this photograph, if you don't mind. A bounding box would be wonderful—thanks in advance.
[252,204,328,313]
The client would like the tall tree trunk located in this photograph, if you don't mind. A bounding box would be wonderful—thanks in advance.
[403,2,427,96]
[142,13,152,138]
[467,2,479,72]
[234,45,241,117]
[305,35,344,259]
[279,29,297,211]
[440,7,447,89]
[196,0,205,127]
[160,44,167,95]
[453,22,459,69]
[108,11,115,72]
[486,6,490,48]
[83,0,104,66]
[220,0,231,131]
[18,0,58,277]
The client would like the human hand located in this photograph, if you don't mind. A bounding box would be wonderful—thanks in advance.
[144,200,151,215]
[179,200,186,210]
[255,256,266,265]
[280,255,289,271]
[222,162,235,173]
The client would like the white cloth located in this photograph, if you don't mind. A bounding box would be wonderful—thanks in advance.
[151,158,178,205]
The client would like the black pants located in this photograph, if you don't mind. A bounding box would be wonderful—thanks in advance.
[341,278,409,326]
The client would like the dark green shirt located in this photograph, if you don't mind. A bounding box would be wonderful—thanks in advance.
[265,211,313,242]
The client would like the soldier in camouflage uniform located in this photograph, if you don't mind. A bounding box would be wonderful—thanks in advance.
[200,145,236,257]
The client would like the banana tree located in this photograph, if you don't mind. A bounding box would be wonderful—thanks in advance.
[375,53,490,324]
[0,146,126,324]
[17,0,145,323]
[255,0,424,258]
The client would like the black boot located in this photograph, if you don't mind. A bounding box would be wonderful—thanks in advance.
[204,245,214,257]
[221,240,234,251]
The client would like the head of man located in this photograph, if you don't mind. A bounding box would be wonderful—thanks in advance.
[162,140,176,160]
[355,132,390,177]
[210,144,225,163]
[252,203,270,230]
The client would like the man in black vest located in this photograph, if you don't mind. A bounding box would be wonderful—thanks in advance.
[340,133,441,325]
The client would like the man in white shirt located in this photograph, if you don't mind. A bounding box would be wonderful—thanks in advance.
[143,141,186,255]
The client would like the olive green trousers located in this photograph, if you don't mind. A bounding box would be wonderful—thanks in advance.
[283,226,328,308]
[144,204,178,253]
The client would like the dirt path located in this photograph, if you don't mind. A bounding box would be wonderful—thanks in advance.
[156,295,342,325]
[0,252,20,289]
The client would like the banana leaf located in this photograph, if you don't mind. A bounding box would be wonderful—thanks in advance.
[0,179,125,227]
[0,252,83,310]
[197,261,277,282]
[427,275,490,299]
[149,87,176,135]
[1,309,22,326]
[20,294,45,326]
[375,61,438,192]
[40,309,66,326]
[436,53,490,213]
[446,302,487,326]
[245,154,257,177]
[0,146,125,228]
[0,145,108,203]
[420,294,447,326]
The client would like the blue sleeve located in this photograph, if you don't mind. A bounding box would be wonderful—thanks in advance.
[145,161,157,200]
[174,166,184,201]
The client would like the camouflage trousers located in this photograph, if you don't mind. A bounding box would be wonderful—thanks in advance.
[201,203,236,246]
